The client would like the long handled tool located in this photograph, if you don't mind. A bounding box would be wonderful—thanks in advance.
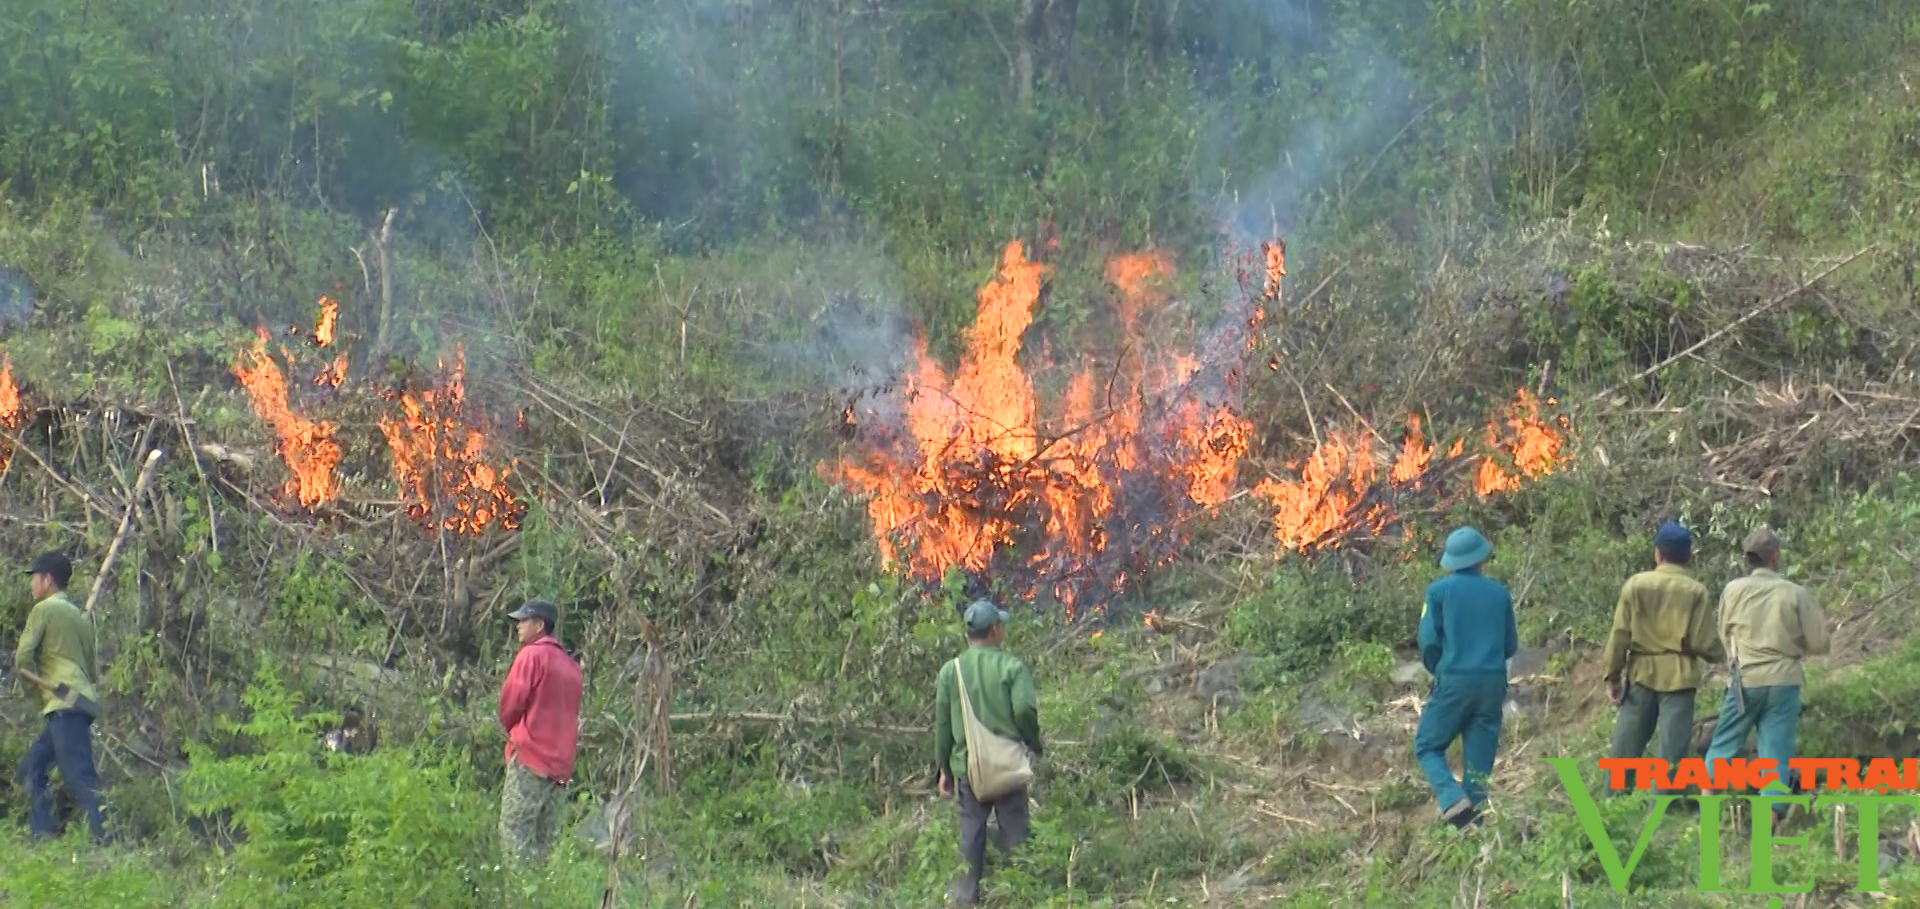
[83,448,164,617]
[14,665,102,716]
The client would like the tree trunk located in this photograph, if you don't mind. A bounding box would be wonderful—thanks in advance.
[1016,0,1039,105]
[1041,0,1079,91]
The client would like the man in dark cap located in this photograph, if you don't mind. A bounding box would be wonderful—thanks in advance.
[14,552,108,842]
[1602,521,1725,795]
[1702,526,1829,824]
[1414,527,1518,830]
[934,599,1041,907]
[496,598,583,864]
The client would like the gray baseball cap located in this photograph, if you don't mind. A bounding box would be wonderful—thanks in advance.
[963,599,1009,635]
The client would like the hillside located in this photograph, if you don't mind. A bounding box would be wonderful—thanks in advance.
[1,1,1919,907]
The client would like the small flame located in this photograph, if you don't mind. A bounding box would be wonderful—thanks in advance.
[1390,415,1435,485]
[233,329,342,508]
[0,354,26,473]
[0,354,22,429]
[1473,390,1567,497]
[314,353,349,389]
[378,346,526,535]
[1262,240,1287,301]
[312,296,340,348]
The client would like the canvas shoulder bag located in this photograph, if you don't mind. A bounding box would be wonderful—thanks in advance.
[952,656,1033,801]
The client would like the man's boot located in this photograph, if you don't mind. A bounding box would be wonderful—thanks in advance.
[947,876,980,907]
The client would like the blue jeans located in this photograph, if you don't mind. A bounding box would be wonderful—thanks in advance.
[1704,684,1802,797]
[20,710,107,842]
[1414,674,1506,814]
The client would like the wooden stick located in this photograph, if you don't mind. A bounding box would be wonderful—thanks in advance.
[85,448,164,616]
[1590,246,1875,403]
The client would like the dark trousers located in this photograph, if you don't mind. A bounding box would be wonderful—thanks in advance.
[1610,684,1695,793]
[1413,674,1506,815]
[20,710,107,842]
[953,778,1030,903]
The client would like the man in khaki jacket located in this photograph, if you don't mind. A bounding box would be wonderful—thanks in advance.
[1702,526,1830,822]
[1602,521,1726,794]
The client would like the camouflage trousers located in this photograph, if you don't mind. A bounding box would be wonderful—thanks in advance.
[499,760,567,864]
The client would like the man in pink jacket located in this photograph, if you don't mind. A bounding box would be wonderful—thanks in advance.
[497,598,583,864]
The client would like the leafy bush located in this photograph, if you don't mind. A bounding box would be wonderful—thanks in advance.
[179,660,517,908]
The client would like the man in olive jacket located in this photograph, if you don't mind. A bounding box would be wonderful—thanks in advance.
[1602,521,1726,794]
[934,599,1041,907]
[14,552,108,842]
[1703,526,1830,823]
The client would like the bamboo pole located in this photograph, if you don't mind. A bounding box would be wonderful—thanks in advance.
[84,448,163,617]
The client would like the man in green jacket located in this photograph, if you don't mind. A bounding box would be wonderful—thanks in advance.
[14,552,108,842]
[1703,526,1830,824]
[934,599,1041,908]
[1603,521,1725,796]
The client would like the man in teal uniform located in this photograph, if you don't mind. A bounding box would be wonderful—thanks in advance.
[1413,527,1518,829]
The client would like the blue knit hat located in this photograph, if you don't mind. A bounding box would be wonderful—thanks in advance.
[1654,521,1693,560]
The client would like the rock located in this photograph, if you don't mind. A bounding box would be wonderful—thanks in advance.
[1391,661,1431,687]
[1507,645,1559,679]
[1296,696,1357,736]
[1196,656,1253,700]
[0,267,35,337]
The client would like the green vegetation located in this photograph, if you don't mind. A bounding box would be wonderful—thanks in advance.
[2,0,1920,905]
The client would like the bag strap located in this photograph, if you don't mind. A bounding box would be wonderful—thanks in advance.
[953,657,976,749]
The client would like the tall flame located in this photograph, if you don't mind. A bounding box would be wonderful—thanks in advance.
[233,328,343,508]
[828,239,1266,618]
[378,346,526,535]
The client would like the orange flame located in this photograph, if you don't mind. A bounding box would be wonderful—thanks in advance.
[1473,390,1566,497]
[313,296,339,348]
[1390,415,1435,485]
[314,354,349,389]
[378,346,526,535]
[0,354,26,473]
[1256,391,1571,553]
[1262,240,1287,301]
[233,329,343,508]
[828,240,1265,618]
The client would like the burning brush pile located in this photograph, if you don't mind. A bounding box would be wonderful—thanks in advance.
[827,240,1280,620]
[827,238,1574,621]
[231,296,525,535]
[1253,389,1572,553]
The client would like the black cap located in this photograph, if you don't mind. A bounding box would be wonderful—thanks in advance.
[507,598,558,628]
[25,552,71,588]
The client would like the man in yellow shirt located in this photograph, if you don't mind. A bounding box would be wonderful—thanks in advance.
[1702,526,1830,824]
[1602,522,1725,794]
[13,552,108,842]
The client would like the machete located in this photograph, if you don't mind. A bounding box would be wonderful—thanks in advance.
[14,666,102,717]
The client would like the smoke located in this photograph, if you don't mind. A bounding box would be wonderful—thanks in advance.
[1203,0,1423,264]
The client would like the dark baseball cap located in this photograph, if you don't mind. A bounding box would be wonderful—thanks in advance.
[24,552,71,587]
[506,598,557,627]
